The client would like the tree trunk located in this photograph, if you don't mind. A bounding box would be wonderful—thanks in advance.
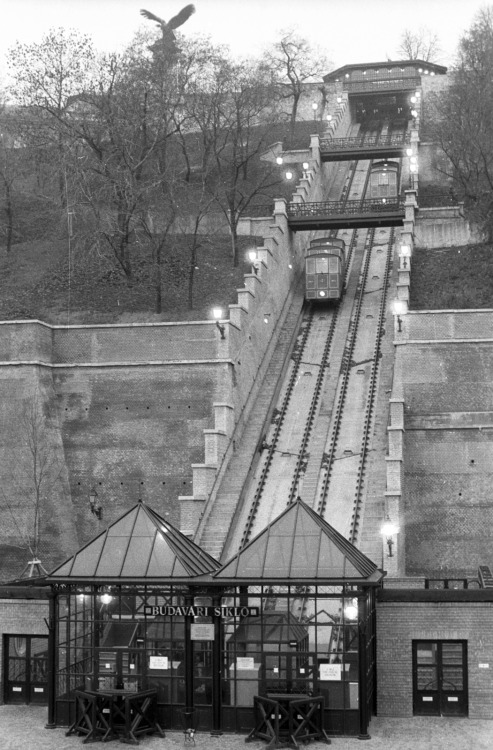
[2,176,13,253]
[155,242,162,314]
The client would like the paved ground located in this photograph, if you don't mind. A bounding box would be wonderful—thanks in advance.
[0,706,492,750]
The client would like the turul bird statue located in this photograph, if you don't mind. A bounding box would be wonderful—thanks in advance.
[140,5,196,55]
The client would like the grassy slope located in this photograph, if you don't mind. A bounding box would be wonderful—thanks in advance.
[410,244,493,310]
[0,234,259,325]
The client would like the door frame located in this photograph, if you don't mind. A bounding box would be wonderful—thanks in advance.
[412,640,468,717]
[3,634,49,704]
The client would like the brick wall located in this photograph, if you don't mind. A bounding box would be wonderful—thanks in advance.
[377,598,493,719]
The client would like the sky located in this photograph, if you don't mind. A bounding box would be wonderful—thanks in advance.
[0,0,490,73]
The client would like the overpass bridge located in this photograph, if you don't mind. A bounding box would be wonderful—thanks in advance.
[286,197,405,231]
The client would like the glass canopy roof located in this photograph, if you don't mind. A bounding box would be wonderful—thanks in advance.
[215,499,383,583]
[48,501,219,583]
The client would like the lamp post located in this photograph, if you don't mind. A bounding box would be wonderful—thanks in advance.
[399,244,411,269]
[381,514,400,558]
[212,307,226,339]
[392,299,407,333]
[89,488,102,520]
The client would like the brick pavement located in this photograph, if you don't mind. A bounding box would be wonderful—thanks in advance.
[1,705,493,750]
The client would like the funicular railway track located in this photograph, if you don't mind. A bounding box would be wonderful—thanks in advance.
[315,227,395,543]
[220,123,399,556]
[237,230,359,549]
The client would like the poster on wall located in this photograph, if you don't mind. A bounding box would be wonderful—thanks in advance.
[320,663,342,681]
[149,656,169,670]
[191,623,215,641]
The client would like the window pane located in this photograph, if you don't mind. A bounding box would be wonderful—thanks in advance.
[417,666,437,690]
[416,643,437,665]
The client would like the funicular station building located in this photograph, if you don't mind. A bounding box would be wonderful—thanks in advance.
[42,499,382,740]
[3,58,493,741]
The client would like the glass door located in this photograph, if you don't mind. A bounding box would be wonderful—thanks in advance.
[4,635,48,704]
[413,641,467,716]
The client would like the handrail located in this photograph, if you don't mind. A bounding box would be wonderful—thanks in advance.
[320,134,410,151]
[287,198,405,217]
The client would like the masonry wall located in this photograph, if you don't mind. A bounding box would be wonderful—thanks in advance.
[390,311,493,578]
[377,597,493,719]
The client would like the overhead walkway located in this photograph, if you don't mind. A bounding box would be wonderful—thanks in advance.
[287,198,405,231]
[320,133,411,162]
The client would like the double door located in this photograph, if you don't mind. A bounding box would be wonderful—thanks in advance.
[4,635,48,704]
[413,640,468,716]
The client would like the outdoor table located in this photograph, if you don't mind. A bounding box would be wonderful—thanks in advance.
[97,688,165,745]
[246,694,330,748]
[66,688,165,745]
[66,689,114,743]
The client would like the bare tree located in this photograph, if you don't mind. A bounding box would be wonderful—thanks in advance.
[7,28,96,208]
[397,27,442,62]
[1,389,64,571]
[264,30,331,140]
[188,54,284,266]
[428,7,493,238]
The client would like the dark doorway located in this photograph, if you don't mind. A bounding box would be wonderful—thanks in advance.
[413,640,468,716]
[4,635,49,704]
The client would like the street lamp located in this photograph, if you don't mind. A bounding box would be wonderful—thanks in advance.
[89,488,102,520]
[285,170,293,180]
[381,515,400,557]
[399,244,411,268]
[392,299,407,333]
[212,307,226,339]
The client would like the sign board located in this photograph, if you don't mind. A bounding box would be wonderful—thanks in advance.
[144,605,259,618]
[191,623,215,641]
[237,657,255,670]
[149,656,169,670]
[320,663,342,681]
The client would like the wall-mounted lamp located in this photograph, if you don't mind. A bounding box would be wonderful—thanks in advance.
[326,114,332,122]
[337,96,342,104]
[381,514,400,557]
[312,102,318,112]
[406,147,413,157]
[392,299,407,333]
[411,109,418,119]
[248,250,261,275]
[89,488,102,520]
[285,170,293,180]
[276,155,284,165]
[263,313,271,324]
[100,592,113,605]
[400,244,411,268]
[213,307,226,339]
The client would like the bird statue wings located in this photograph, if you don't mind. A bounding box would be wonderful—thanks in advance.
[140,5,196,33]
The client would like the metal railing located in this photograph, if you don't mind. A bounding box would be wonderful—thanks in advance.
[287,198,405,218]
[343,77,421,93]
[320,134,410,151]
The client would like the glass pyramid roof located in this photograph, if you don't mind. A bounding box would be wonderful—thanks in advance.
[215,498,383,583]
[48,501,220,582]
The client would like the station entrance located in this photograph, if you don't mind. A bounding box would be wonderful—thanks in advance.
[3,634,48,704]
[412,640,468,717]
[46,499,384,737]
